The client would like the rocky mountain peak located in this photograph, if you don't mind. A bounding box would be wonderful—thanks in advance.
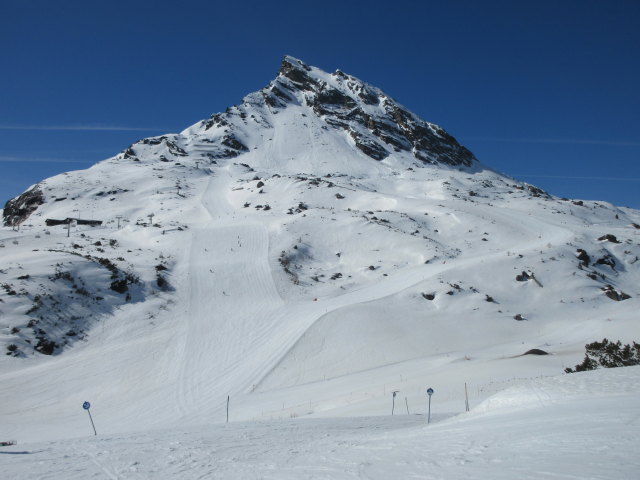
[276,56,317,91]
[4,56,480,228]
[208,55,478,167]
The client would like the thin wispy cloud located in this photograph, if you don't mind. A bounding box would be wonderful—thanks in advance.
[515,174,640,182]
[0,155,93,164]
[467,137,640,147]
[0,125,169,132]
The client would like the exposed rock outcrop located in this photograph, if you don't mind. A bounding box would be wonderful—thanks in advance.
[3,185,44,226]
[256,56,478,166]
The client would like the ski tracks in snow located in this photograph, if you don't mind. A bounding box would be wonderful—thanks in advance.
[174,170,285,420]
[172,166,577,423]
[252,204,576,389]
[174,221,284,420]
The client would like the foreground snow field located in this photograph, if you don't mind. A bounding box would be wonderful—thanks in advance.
[2,366,638,479]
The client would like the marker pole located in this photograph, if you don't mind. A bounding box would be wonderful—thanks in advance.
[465,382,470,412]
[87,409,97,436]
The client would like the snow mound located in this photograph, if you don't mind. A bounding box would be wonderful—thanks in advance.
[471,365,640,417]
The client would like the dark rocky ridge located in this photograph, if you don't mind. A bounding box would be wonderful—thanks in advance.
[268,56,476,166]
[204,56,477,167]
[3,185,44,227]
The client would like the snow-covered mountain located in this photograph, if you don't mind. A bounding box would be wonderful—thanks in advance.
[1,56,639,444]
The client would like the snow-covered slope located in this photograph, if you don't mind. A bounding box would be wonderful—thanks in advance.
[1,57,639,450]
[2,367,639,479]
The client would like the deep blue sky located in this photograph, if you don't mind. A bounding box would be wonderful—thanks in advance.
[2,0,639,208]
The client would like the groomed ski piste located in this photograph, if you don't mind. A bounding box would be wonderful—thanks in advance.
[1,367,639,479]
[1,57,639,477]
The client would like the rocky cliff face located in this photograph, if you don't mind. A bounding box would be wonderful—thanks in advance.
[3,185,44,227]
[202,56,476,166]
[278,57,475,165]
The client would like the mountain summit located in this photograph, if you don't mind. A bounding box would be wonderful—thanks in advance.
[4,55,477,227]
[1,56,639,441]
[190,55,476,166]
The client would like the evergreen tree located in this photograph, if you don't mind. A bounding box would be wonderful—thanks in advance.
[565,338,640,373]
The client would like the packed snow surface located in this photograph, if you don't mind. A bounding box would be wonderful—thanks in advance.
[1,367,639,479]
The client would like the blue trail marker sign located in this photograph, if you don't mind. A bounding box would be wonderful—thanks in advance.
[426,388,434,424]
[82,401,97,435]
